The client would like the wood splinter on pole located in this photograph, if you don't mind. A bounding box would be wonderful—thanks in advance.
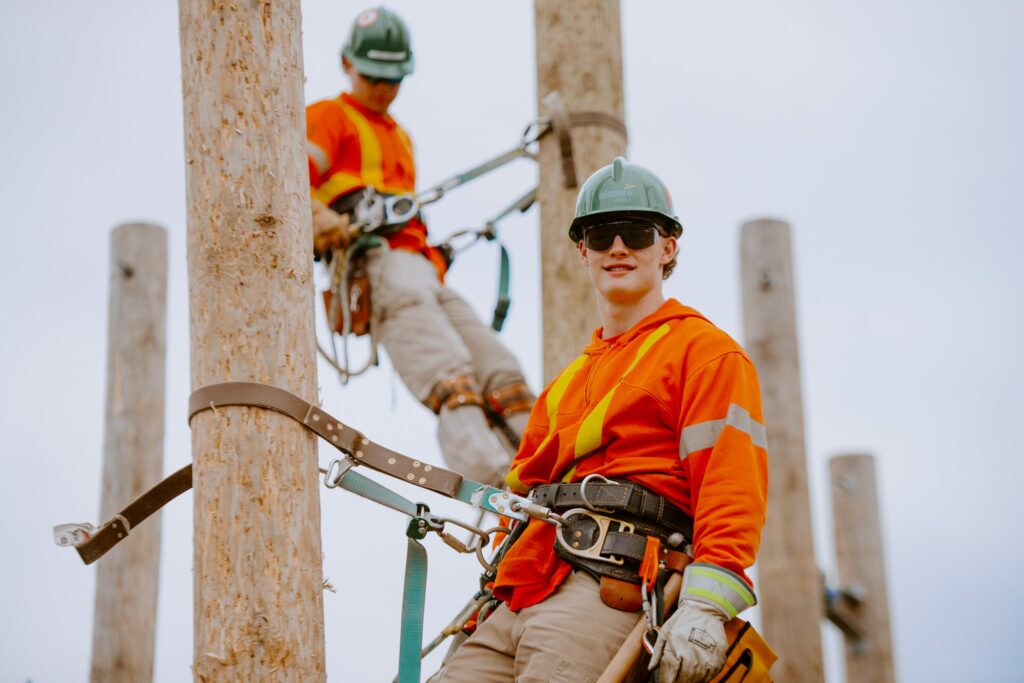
[90,223,167,683]
[178,0,325,680]
[831,453,896,683]
[740,218,825,681]
[535,0,627,381]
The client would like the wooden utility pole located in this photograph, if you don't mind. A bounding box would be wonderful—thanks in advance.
[535,0,627,381]
[831,454,896,683]
[179,1,325,680]
[90,223,167,683]
[740,219,824,681]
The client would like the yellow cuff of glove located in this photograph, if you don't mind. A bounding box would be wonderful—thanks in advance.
[681,563,757,619]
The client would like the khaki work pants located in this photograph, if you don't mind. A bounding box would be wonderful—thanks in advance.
[433,571,640,683]
[368,248,529,484]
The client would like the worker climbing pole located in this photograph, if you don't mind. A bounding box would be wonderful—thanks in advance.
[178,0,326,679]
[305,6,539,487]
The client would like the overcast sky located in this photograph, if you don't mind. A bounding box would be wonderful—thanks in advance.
[2,1,1022,682]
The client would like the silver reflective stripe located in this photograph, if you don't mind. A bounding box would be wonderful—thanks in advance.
[366,49,407,61]
[679,403,767,459]
[307,141,330,176]
[682,563,757,619]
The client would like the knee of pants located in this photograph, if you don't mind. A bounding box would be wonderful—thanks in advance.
[375,281,435,320]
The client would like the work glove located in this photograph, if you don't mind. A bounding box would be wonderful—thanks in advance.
[311,197,352,257]
[649,563,756,683]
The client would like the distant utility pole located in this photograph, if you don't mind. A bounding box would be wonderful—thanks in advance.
[178,1,325,680]
[90,223,167,683]
[831,454,896,683]
[740,219,825,681]
[535,0,627,381]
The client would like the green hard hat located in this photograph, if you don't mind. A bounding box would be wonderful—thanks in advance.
[342,7,414,80]
[568,157,683,242]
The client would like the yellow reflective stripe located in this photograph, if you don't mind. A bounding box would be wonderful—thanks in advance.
[547,355,588,423]
[503,355,588,492]
[572,324,671,459]
[505,466,528,494]
[690,566,756,606]
[686,587,739,618]
[336,98,384,189]
[314,171,364,205]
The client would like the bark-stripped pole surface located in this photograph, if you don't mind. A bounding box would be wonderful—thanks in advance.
[831,454,896,683]
[740,219,824,681]
[179,1,325,679]
[90,223,167,683]
[535,0,627,381]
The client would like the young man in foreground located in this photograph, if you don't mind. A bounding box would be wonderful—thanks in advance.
[435,158,769,683]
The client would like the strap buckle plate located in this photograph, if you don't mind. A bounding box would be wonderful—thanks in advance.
[554,508,634,566]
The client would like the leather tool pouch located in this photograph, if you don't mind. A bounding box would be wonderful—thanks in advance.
[709,618,777,682]
[321,251,372,337]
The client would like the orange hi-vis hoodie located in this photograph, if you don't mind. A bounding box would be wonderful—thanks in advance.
[306,92,448,279]
[494,298,769,612]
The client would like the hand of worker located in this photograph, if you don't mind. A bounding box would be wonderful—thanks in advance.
[311,197,352,256]
[649,563,756,683]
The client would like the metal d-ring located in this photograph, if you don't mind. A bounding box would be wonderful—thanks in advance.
[579,473,615,512]
[321,457,355,489]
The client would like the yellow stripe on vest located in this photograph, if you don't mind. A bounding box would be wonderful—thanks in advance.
[504,354,589,493]
[570,324,671,475]
[314,170,364,206]
[336,98,384,190]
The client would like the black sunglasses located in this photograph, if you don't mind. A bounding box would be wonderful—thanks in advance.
[360,73,403,85]
[583,223,662,251]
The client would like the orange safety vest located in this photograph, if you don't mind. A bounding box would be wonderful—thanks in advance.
[495,299,769,611]
[306,92,448,279]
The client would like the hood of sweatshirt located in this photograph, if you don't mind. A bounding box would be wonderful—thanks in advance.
[582,298,710,357]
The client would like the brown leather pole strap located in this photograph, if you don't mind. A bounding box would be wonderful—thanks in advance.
[75,464,192,565]
[540,91,629,191]
[541,91,577,189]
[189,382,463,497]
[70,382,468,565]
[569,111,629,140]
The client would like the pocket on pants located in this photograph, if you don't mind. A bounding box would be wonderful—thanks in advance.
[549,659,598,683]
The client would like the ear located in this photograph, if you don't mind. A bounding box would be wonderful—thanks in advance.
[578,240,589,267]
[660,236,677,266]
[341,55,353,75]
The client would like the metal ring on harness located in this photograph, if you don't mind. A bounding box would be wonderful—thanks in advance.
[578,473,615,513]
[321,457,356,489]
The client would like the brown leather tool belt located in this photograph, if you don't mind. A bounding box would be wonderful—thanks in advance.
[532,480,693,593]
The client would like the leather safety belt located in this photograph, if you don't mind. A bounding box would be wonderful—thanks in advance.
[54,381,558,683]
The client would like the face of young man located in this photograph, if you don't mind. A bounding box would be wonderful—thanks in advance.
[579,223,677,306]
[343,59,402,114]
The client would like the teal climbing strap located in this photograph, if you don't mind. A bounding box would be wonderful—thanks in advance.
[324,458,419,517]
[397,537,429,683]
[492,243,511,331]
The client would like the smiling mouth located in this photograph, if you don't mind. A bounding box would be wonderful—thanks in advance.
[604,264,635,272]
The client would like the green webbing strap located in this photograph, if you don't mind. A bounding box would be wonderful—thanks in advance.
[397,537,429,683]
[491,242,511,332]
[332,468,419,518]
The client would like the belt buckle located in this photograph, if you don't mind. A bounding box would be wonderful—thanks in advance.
[554,507,634,566]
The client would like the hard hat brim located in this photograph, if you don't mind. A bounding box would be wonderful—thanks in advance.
[345,52,414,80]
